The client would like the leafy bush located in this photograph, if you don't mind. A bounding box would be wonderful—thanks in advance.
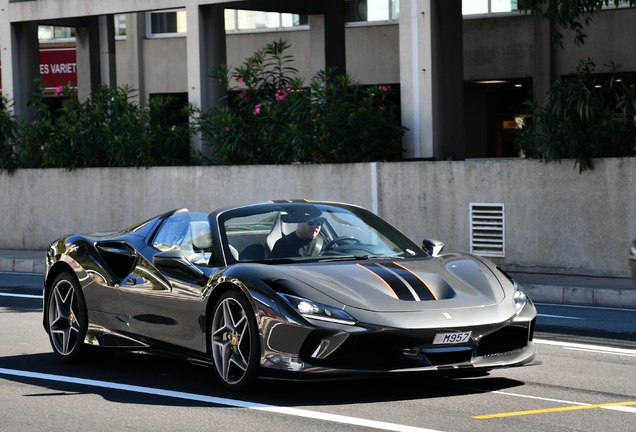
[516,58,636,172]
[191,39,406,165]
[12,81,193,169]
[0,96,18,170]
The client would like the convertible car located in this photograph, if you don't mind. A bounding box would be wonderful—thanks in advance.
[43,200,536,391]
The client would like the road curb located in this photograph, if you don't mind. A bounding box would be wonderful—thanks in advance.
[524,284,636,310]
[0,258,45,274]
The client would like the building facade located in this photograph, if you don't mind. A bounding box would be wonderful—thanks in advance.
[1,0,635,161]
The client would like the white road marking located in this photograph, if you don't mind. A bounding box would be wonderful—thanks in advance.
[535,302,636,312]
[0,368,442,432]
[537,314,584,320]
[605,406,636,414]
[471,339,636,415]
[0,292,42,299]
[534,338,636,356]
[563,347,636,357]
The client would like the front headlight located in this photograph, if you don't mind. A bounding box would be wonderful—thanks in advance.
[512,281,528,314]
[279,294,357,325]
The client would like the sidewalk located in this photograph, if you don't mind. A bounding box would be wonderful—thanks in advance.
[1,249,635,308]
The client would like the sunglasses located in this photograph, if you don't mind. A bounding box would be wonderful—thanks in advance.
[306,217,326,227]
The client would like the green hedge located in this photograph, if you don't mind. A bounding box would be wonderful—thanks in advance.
[516,58,636,172]
[1,40,406,170]
[189,39,406,165]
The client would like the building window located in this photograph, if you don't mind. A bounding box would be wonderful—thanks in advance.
[229,10,308,32]
[114,15,127,37]
[463,0,519,15]
[38,17,126,42]
[346,0,400,23]
[38,25,75,41]
[146,9,308,37]
[149,9,187,35]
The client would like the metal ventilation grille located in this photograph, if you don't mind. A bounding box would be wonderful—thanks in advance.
[470,203,505,257]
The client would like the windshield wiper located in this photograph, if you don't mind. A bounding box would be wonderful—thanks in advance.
[318,255,371,262]
[239,258,298,264]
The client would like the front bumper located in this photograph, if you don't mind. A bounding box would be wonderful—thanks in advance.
[259,302,537,377]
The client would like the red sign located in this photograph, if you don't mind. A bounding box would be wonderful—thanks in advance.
[0,46,77,92]
[39,46,77,90]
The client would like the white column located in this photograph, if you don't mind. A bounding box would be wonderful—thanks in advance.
[75,27,92,102]
[5,22,39,120]
[186,3,205,155]
[126,12,146,107]
[186,4,226,158]
[309,15,326,77]
[98,15,116,88]
[399,0,433,159]
[0,0,14,102]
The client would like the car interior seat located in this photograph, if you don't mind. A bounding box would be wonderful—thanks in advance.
[265,213,296,256]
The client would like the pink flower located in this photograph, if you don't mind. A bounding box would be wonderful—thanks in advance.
[254,103,262,115]
[55,86,64,97]
[40,145,45,151]
[235,74,244,84]
[219,78,223,83]
[225,126,231,132]
[349,80,356,86]
[379,85,391,92]
[275,84,293,104]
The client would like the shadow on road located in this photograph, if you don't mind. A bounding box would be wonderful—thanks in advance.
[0,351,527,408]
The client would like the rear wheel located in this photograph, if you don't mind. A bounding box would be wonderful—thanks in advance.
[46,272,89,362]
[210,289,260,391]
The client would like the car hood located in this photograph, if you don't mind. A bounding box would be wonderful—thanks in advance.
[271,253,506,312]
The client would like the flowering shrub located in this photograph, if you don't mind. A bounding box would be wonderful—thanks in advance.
[191,39,406,164]
[6,80,193,170]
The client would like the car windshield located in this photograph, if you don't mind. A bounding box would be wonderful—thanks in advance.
[218,203,427,264]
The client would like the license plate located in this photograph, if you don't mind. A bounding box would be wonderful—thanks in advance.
[432,331,472,345]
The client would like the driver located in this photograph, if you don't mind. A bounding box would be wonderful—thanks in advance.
[271,218,325,258]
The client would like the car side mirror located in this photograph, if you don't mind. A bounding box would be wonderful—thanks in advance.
[422,238,444,257]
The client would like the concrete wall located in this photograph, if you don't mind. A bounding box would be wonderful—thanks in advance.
[554,8,636,77]
[2,158,635,278]
[345,24,400,84]
[112,24,400,102]
[463,15,537,81]
[108,7,636,105]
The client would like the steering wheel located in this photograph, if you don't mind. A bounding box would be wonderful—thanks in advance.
[323,236,361,251]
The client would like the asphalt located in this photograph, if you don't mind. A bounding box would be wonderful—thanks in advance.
[1,249,635,309]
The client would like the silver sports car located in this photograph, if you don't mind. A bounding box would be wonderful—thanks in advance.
[43,200,536,391]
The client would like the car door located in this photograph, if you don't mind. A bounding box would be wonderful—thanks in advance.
[117,212,213,353]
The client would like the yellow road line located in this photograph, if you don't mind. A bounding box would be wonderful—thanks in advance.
[474,401,636,419]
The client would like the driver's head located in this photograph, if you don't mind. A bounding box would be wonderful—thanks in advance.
[296,217,325,240]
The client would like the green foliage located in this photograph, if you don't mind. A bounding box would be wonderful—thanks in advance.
[0,96,18,170]
[515,58,636,172]
[518,0,636,47]
[8,80,193,170]
[190,39,406,165]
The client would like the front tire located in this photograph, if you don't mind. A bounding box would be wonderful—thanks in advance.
[46,272,89,362]
[211,289,260,391]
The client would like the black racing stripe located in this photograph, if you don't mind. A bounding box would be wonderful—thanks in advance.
[363,264,416,301]
[385,263,437,301]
